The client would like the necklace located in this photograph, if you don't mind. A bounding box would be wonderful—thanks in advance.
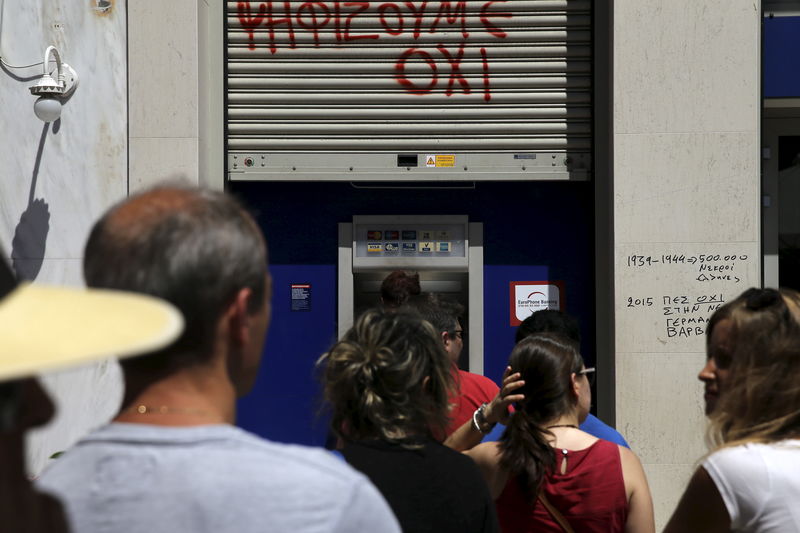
[131,405,211,416]
[546,424,579,429]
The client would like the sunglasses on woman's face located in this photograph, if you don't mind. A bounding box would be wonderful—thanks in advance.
[578,367,596,386]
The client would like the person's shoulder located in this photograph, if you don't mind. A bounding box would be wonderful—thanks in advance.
[701,441,790,498]
[459,370,500,393]
[465,441,501,464]
[41,424,368,492]
[617,441,642,469]
[703,441,779,474]
[224,427,375,482]
[706,442,765,463]
[580,413,629,448]
[427,440,485,472]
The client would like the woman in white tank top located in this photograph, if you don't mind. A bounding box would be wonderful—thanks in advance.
[665,288,800,533]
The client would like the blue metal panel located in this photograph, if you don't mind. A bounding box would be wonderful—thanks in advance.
[483,265,550,385]
[483,265,596,387]
[764,16,800,98]
[237,264,337,445]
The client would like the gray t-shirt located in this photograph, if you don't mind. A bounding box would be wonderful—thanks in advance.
[37,423,401,533]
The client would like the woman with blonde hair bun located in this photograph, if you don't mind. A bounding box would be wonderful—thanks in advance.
[319,308,498,533]
[665,287,800,532]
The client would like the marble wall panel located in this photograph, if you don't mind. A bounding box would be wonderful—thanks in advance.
[613,0,760,530]
[642,463,696,531]
[615,0,759,135]
[616,352,708,465]
[128,0,199,139]
[129,137,199,192]
[615,132,760,245]
[0,1,128,475]
[0,2,127,262]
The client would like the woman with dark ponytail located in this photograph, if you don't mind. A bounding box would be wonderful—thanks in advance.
[319,308,499,533]
[466,334,654,532]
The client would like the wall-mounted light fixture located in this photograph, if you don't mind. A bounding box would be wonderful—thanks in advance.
[28,46,78,123]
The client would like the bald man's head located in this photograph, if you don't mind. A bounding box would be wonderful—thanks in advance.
[84,186,268,368]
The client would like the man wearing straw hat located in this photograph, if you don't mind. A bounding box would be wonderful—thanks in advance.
[0,250,184,533]
[36,186,400,533]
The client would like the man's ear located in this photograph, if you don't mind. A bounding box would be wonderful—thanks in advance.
[441,331,450,347]
[226,287,254,345]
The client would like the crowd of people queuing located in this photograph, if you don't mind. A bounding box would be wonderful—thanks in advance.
[2,184,799,532]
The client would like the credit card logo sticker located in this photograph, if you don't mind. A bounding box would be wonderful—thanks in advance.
[402,230,417,240]
[436,242,450,252]
[402,242,417,252]
[419,242,434,252]
[367,242,382,253]
[436,231,450,240]
[384,242,399,252]
[384,230,399,240]
[367,231,382,240]
[420,230,434,240]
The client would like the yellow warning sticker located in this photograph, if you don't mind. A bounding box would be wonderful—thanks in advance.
[436,155,455,167]
[424,154,456,168]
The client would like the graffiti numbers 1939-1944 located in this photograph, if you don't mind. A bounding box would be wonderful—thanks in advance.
[622,250,753,341]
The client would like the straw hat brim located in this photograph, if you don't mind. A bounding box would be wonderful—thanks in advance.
[0,282,183,381]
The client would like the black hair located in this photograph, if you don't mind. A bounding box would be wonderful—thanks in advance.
[380,271,421,308]
[516,309,580,344]
[499,333,584,498]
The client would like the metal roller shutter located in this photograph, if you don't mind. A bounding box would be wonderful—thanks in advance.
[226,0,592,181]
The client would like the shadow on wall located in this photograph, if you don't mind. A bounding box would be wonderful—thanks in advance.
[11,123,52,281]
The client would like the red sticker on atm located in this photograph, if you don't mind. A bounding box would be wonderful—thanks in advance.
[384,230,399,240]
[367,231,382,240]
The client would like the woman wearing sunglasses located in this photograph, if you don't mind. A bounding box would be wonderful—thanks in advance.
[664,288,800,532]
[466,333,655,533]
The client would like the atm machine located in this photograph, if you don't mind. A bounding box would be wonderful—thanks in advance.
[338,215,485,374]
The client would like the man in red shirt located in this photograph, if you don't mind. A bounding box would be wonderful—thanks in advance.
[417,298,500,435]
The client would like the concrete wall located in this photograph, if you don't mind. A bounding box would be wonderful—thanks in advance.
[0,0,128,475]
[613,1,760,528]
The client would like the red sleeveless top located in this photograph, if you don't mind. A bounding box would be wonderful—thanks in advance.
[495,439,628,533]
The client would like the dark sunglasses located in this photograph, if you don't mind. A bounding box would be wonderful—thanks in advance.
[578,367,596,386]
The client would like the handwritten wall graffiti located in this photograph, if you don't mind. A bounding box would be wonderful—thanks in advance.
[619,246,758,350]
[236,1,511,102]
